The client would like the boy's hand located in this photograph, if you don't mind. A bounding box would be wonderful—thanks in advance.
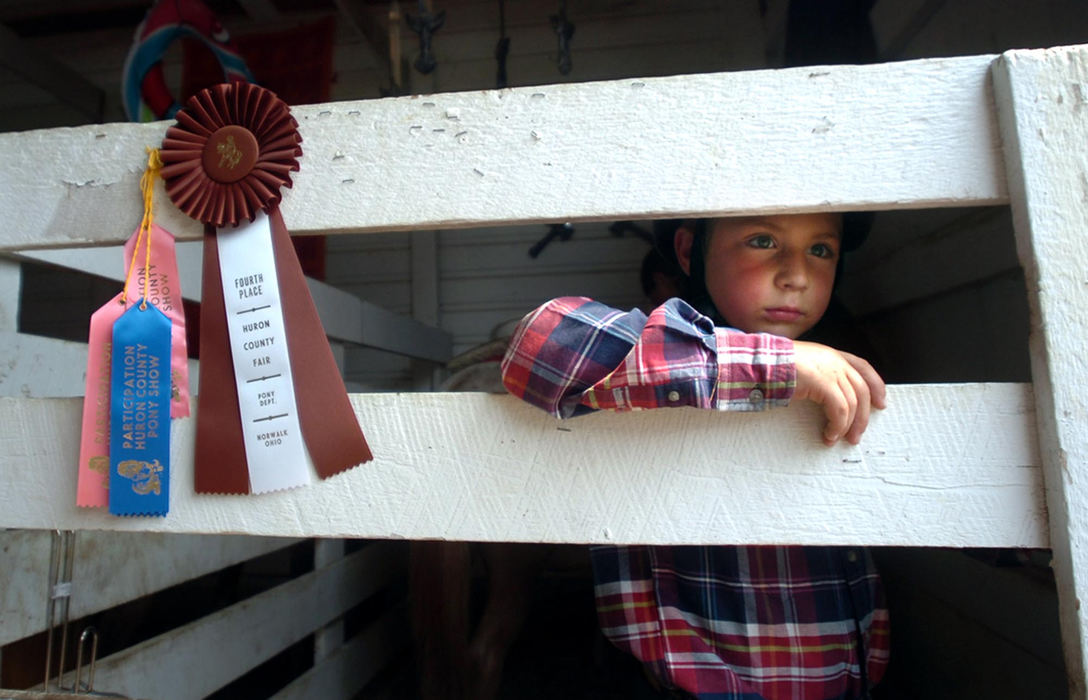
[792,341,887,446]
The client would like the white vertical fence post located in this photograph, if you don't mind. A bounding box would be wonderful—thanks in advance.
[313,539,348,663]
[0,258,20,331]
[411,230,440,390]
[993,44,1088,698]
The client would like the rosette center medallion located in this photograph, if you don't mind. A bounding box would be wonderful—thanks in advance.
[203,125,259,184]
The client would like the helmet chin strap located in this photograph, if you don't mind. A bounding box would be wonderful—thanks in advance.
[685,219,727,326]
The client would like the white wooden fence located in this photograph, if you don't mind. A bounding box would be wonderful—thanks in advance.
[1,44,1086,697]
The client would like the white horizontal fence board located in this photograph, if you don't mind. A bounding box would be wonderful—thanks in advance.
[56,541,405,700]
[0,330,202,398]
[0,384,1045,547]
[330,221,653,389]
[271,607,409,700]
[993,43,1088,697]
[0,530,298,645]
[0,330,93,398]
[12,245,450,361]
[0,54,1006,253]
[307,276,452,362]
[0,330,202,400]
[17,243,204,303]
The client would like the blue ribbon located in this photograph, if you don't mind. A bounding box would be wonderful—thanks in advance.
[109,301,173,516]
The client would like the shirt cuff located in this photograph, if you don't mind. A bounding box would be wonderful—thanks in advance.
[712,328,796,411]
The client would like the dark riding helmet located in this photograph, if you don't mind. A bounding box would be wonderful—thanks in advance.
[652,212,873,325]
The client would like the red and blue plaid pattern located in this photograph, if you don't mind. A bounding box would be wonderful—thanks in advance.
[501,297,795,417]
[593,545,889,699]
[501,297,890,699]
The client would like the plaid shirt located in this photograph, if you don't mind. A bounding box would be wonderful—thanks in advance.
[501,297,890,700]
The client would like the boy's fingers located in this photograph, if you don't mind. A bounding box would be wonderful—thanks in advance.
[822,377,857,446]
[844,367,872,445]
[794,341,886,445]
[816,390,841,445]
[843,351,886,410]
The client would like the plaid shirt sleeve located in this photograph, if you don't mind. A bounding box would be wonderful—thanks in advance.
[500,296,795,418]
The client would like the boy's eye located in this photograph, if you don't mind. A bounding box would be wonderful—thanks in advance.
[747,234,775,249]
[809,243,837,259]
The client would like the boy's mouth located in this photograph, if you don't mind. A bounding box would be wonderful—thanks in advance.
[764,307,804,322]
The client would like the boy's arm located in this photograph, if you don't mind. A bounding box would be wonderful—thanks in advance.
[500,296,794,418]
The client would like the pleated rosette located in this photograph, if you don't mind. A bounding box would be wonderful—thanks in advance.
[160,82,301,226]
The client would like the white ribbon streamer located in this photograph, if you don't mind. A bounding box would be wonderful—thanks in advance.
[216,212,314,492]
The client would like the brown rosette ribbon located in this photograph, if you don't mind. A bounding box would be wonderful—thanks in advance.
[160,82,372,494]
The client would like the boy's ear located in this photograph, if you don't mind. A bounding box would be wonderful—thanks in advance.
[674,225,695,276]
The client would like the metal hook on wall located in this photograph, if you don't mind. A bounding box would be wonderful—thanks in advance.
[74,626,100,694]
[383,1,407,96]
[495,0,510,89]
[406,0,445,75]
[529,222,575,258]
[550,0,575,75]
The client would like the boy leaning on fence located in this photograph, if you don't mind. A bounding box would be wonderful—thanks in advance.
[500,212,890,700]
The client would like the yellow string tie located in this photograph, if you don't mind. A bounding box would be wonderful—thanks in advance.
[123,148,163,310]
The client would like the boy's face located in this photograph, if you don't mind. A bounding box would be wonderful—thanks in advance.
[676,213,841,339]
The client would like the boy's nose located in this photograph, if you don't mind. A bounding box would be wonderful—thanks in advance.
[775,251,809,289]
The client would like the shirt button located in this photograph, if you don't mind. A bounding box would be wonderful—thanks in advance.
[667,390,680,402]
[748,388,764,403]
[847,549,859,563]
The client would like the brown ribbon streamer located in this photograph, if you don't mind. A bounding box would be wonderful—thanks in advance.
[194,224,248,494]
[270,208,373,478]
[195,210,373,493]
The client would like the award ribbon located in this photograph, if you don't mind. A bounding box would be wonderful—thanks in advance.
[109,153,174,516]
[109,300,172,516]
[76,293,126,507]
[77,148,183,511]
[123,223,190,418]
[159,82,373,494]
[217,212,312,492]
